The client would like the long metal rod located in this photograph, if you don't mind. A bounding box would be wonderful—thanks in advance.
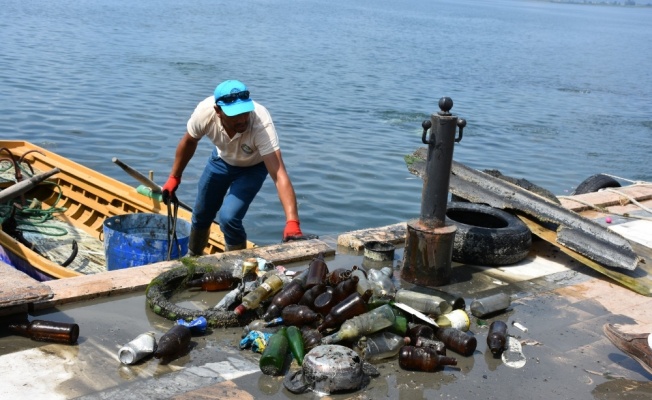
[112,158,193,212]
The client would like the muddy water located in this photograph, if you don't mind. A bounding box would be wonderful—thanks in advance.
[2,245,651,399]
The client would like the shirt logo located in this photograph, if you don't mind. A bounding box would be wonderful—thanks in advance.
[241,144,254,155]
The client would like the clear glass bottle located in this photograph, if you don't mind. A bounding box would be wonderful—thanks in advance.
[321,304,396,344]
[470,293,511,318]
[350,266,373,298]
[234,274,285,315]
[359,331,410,362]
[367,267,396,298]
[394,289,453,317]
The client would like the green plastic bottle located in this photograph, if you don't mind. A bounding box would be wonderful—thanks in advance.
[286,326,306,366]
[321,304,396,344]
[259,327,289,375]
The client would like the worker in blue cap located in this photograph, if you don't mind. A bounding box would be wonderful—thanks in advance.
[162,79,306,253]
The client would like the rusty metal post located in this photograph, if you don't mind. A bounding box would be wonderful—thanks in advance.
[401,97,466,287]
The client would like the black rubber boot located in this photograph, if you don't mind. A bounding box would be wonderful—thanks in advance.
[225,242,247,252]
[188,228,210,256]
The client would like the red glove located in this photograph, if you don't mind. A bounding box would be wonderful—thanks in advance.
[283,220,303,242]
[161,175,181,205]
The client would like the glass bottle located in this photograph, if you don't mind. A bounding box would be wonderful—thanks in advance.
[414,336,447,355]
[304,252,329,289]
[321,304,396,344]
[213,286,241,311]
[286,326,305,365]
[407,323,435,344]
[242,319,281,336]
[187,270,237,291]
[398,346,457,371]
[367,267,396,298]
[435,309,471,332]
[487,320,508,356]
[259,327,289,376]
[350,266,373,298]
[318,292,370,332]
[327,268,352,286]
[153,325,191,359]
[332,276,360,304]
[359,331,410,362]
[280,304,321,327]
[262,279,306,321]
[300,326,322,351]
[8,319,80,345]
[470,293,511,318]
[118,332,157,365]
[434,327,477,357]
[234,274,285,315]
[390,315,408,336]
[427,288,466,310]
[313,289,336,315]
[394,289,453,317]
[298,283,327,308]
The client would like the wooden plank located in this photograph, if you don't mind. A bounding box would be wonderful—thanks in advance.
[0,261,53,307]
[36,239,335,309]
[337,223,407,250]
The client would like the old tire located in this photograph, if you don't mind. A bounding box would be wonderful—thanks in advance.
[446,202,532,266]
[571,174,621,195]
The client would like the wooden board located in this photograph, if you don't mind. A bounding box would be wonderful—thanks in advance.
[0,261,52,308]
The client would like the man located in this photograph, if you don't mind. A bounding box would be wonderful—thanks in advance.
[162,79,304,253]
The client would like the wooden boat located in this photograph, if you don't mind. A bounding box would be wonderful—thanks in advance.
[0,140,253,281]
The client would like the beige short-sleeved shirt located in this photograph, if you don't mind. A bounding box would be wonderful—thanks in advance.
[186,97,280,167]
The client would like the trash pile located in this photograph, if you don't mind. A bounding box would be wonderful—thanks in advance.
[137,251,517,395]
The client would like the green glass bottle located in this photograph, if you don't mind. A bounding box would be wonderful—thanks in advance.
[286,326,306,366]
[259,327,289,375]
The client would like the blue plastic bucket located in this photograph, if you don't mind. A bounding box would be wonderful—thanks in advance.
[103,213,191,271]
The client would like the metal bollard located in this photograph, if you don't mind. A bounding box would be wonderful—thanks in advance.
[401,97,466,287]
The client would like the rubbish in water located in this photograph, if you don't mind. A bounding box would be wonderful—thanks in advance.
[502,336,527,368]
[357,331,410,362]
[394,289,453,317]
[283,344,379,395]
[318,292,371,332]
[435,309,471,331]
[367,267,396,298]
[512,321,529,333]
[351,266,374,298]
[176,316,207,335]
[407,324,435,344]
[240,330,273,353]
[187,270,238,291]
[259,327,289,375]
[487,321,508,357]
[304,252,329,289]
[363,240,396,261]
[153,325,191,359]
[118,332,157,365]
[234,274,284,315]
[262,279,306,321]
[321,304,396,344]
[213,286,241,311]
[470,292,511,318]
[434,327,477,357]
[392,301,439,328]
[286,326,306,365]
[414,336,447,355]
[300,326,323,351]
[398,345,458,372]
[281,304,321,327]
[7,319,80,345]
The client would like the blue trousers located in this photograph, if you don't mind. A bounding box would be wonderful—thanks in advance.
[192,148,268,246]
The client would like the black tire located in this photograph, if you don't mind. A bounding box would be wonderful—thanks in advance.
[446,202,532,266]
[571,174,621,195]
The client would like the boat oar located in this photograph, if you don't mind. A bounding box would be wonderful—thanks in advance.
[0,168,60,203]
[112,157,193,212]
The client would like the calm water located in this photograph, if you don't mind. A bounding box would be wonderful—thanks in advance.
[2,0,651,246]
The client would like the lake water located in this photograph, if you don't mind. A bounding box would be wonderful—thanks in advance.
[2,0,651,246]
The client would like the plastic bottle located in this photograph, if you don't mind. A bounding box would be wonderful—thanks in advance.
[234,274,285,315]
[8,319,80,345]
[359,331,410,362]
[286,326,306,365]
[321,304,396,344]
[407,323,435,344]
[318,292,370,332]
[435,309,471,332]
[259,327,289,375]
[304,252,329,289]
[414,336,447,355]
[153,325,191,359]
[487,320,508,356]
[470,293,511,318]
[118,332,157,365]
[350,266,373,298]
[213,286,241,311]
[367,267,395,298]
[187,270,237,291]
[434,327,477,356]
[394,289,453,317]
[280,304,321,327]
[262,279,306,321]
[398,346,458,371]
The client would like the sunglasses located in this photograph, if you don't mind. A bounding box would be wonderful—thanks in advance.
[216,91,250,104]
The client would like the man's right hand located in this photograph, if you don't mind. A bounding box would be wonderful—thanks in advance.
[161,175,181,205]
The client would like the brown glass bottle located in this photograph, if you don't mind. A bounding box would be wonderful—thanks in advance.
[8,319,80,345]
[153,325,191,359]
[300,326,323,351]
[398,346,457,371]
[313,288,336,315]
[262,279,306,321]
[317,292,370,332]
[414,336,447,355]
[331,276,359,304]
[434,327,477,356]
[327,268,352,285]
[298,283,327,308]
[487,320,508,356]
[304,252,329,289]
[187,270,237,291]
[281,304,321,327]
[407,323,435,345]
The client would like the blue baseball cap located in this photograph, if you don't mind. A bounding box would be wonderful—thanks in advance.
[214,80,255,117]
